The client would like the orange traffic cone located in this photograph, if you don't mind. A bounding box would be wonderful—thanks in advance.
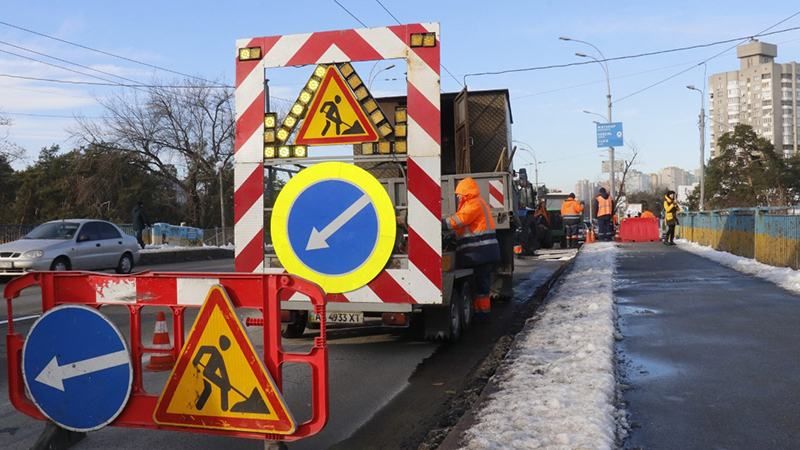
[586,229,596,244]
[146,311,176,371]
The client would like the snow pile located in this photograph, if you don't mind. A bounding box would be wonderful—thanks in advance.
[462,242,619,449]
[678,239,800,294]
[140,243,234,253]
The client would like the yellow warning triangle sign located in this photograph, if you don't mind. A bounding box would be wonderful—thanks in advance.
[295,65,379,146]
[153,285,296,435]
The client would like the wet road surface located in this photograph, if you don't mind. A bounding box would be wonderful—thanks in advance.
[616,243,800,449]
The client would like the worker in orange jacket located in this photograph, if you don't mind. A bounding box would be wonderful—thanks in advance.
[640,201,656,219]
[593,187,614,241]
[444,177,501,317]
[560,193,584,248]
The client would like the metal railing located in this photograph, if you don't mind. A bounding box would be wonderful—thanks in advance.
[0,225,35,244]
[679,207,800,268]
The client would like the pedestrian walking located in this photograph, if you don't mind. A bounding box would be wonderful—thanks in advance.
[593,187,614,241]
[560,193,584,248]
[443,177,501,318]
[132,201,151,250]
[663,190,680,246]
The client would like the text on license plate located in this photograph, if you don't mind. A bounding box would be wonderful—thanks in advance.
[309,312,363,324]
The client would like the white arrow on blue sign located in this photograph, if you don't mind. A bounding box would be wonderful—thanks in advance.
[22,305,133,432]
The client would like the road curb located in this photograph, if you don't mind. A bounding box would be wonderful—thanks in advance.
[430,253,577,450]
[434,256,575,449]
[138,248,233,266]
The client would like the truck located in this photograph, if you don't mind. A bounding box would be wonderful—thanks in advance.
[249,87,517,342]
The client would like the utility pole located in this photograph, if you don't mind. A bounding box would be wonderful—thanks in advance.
[687,85,705,210]
[563,37,615,201]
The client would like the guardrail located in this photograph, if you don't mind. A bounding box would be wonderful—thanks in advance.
[679,208,800,269]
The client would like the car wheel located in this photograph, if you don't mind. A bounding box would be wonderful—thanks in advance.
[116,253,134,274]
[50,257,71,271]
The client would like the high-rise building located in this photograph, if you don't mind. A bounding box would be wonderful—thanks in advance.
[658,166,694,191]
[708,41,800,158]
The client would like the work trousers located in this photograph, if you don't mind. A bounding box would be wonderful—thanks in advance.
[597,215,613,241]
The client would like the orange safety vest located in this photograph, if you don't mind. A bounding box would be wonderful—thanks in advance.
[560,198,584,218]
[596,195,613,217]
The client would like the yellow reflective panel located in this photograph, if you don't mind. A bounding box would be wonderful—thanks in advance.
[410,33,424,47]
[363,99,378,113]
[394,107,407,123]
[347,74,362,90]
[264,130,276,143]
[395,123,407,137]
[378,123,392,137]
[313,65,327,78]
[361,142,375,155]
[377,141,391,154]
[298,90,313,105]
[394,140,407,153]
[291,103,305,116]
[422,32,436,47]
[354,86,368,101]
[284,116,297,128]
[338,63,354,78]
[264,113,277,129]
[264,146,276,158]
[278,146,291,158]
[369,109,384,125]
[307,78,320,92]
[292,145,307,158]
[276,128,289,141]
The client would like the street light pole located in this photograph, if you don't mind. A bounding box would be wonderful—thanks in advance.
[512,140,539,188]
[562,37,615,202]
[368,64,396,89]
[687,85,705,211]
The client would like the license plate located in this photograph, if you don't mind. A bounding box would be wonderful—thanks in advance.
[309,312,363,324]
[0,261,12,268]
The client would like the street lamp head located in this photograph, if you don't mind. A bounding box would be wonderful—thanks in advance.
[385,64,396,70]
[575,52,588,58]
[558,36,572,41]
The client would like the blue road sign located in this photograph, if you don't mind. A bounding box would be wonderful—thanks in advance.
[287,179,378,275]
[271,162,396,293]
[22,305,133,432]
[596,122,624,148]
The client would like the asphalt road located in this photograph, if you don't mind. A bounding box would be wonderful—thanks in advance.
[1,254,567,449]
[617,243,800,449]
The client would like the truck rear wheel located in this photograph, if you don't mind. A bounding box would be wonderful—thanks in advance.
[447,289,463,343]
[281,311,307,338]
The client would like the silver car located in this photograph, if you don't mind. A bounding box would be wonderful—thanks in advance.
[0,219,140,275]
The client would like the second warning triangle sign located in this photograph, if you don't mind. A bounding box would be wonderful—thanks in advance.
[295,65,378,146]
[153,285,296,435]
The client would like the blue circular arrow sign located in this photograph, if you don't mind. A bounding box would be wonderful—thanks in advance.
[287,179,378,275]
[22,305,133,432]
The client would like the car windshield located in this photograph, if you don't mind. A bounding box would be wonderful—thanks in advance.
[546,198,566,210]
[24,222,80,240]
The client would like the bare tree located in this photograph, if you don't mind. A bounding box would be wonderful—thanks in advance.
[73,80,235,227]
[0,114,25,162]
[613,142,639,214]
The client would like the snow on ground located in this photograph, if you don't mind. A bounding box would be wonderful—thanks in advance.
[139,243,234,253]
[677,239,800,295]
[462,243,619,450]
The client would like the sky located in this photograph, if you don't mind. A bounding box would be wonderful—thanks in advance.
[1,1,800,191]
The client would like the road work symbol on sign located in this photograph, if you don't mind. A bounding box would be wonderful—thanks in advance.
[153,285,295,434]
[295,65,378,146]
[271,161,397,294]
[22,305,133,432]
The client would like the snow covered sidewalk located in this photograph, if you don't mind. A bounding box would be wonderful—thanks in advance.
[460,243,619,449]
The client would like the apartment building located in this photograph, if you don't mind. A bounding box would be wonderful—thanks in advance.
[708,41,800,158]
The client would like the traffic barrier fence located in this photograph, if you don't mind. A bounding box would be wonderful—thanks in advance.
[679,208,800,268]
